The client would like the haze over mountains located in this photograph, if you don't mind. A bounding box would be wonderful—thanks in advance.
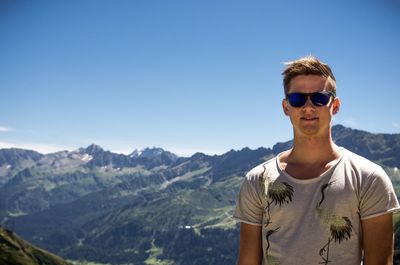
[0,125,400,265]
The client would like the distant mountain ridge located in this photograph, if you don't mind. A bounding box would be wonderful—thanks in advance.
[1,125,399,172]
[0,125,399,265]
[332,125,400,167]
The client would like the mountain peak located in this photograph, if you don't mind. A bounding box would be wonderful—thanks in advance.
[129,147,178,160]
[0,148,43,166]
[79,144,104,155]
[140,147,166,158]
[129,149,141,158]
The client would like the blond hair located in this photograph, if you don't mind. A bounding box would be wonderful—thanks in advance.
[282,55,336,95]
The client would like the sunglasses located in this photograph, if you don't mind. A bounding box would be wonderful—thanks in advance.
[286,91,335,108]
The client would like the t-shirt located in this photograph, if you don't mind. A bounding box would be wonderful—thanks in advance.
[233,148,400,265]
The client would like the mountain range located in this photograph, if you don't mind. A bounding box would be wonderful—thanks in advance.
[0,124,400,265]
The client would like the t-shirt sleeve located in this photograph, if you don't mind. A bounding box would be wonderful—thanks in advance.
[359,166,400,220]
[233,176,264,226]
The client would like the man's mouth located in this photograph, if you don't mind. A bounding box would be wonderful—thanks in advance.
[301,117,318,121]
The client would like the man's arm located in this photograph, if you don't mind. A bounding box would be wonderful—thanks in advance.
[237,222,263,265]
[361,213,394,265]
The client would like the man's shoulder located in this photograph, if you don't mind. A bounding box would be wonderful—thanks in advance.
[342,148,383,173]
[245,155,278,180]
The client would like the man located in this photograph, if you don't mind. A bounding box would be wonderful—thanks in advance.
[233,55,400,265]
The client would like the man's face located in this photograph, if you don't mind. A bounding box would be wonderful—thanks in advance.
[282,75,340,137]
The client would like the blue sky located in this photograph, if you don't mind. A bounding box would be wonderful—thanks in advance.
[1,0,399,156]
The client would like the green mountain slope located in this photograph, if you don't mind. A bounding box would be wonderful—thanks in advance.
[0,226,72,265]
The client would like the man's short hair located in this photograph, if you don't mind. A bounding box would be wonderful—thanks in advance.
[282,55,336,95]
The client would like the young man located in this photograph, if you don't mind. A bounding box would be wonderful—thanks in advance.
[233,56,400,265]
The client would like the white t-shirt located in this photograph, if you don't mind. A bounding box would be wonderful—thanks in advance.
[233,148,400,265]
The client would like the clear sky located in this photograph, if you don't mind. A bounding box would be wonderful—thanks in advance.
[1,0,399,156]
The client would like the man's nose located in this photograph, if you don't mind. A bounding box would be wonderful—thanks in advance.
[302,96,316,109]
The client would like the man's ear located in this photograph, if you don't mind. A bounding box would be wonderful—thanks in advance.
[332,97,340,115]
[282,99,290,116]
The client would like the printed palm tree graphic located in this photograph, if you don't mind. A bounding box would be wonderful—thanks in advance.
[266,227,280,251]
[265,227,281,265]
[260,164,294,226]
[258,163,294,265]
[315,181,352,264]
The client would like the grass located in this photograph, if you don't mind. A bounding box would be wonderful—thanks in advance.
[69,261,112,265]
[144,240,175,265]
[0,227,72,265]
[191,206,236,229]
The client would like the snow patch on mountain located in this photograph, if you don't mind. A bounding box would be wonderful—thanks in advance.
[81,154,93,162]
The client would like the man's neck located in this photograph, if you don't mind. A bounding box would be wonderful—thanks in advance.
[279,132,342,180]
[287,132,341,165]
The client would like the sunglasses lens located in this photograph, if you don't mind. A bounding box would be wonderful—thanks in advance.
[287,93,307,107]
[311,92,331,106]
[287,92,333,107]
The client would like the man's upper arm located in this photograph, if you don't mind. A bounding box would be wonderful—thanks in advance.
[361,213,394,265]
[237,222,263,265]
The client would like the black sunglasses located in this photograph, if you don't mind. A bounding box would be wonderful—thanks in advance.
[286,91,335,108]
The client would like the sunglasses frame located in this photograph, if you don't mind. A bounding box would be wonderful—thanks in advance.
[285,91,335,108]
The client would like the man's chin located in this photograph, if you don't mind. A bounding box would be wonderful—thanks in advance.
[297,125,321,137]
